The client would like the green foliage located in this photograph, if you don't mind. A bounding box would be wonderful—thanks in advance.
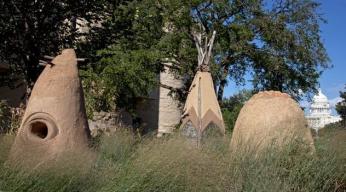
[0,101,22,134]
[1,130,345,192]
[0,0,107,87]
[81,0,166,115]
[81,0,330,115]
[0,100,11,133]
[336,85,346,125]
[0,0,330,115]
[249,0,330,99]
[157,0,330,100]
[221,90,253,132]
[82,45,162,116]
[222,105,243,133]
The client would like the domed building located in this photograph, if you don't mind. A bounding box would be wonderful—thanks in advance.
[306,89,341,131]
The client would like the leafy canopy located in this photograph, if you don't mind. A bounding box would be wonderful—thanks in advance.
[0,0,330,115]
[221,89,253,132]
[336,85,346,125]
[0,0,107,87]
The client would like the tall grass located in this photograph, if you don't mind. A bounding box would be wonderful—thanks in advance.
[0,130,345,192]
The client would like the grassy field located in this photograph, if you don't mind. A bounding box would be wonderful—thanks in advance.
[0,125,345,192]
[316,123,346,169]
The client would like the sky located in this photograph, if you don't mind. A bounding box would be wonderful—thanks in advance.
[223,0,346,112]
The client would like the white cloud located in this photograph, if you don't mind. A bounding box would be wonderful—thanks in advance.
[329,97,342,108]
[299,100,309,108]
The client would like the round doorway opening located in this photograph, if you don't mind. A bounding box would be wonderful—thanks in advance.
[30,122,48,139]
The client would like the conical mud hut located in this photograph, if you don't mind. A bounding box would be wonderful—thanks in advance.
[8,49,92,168]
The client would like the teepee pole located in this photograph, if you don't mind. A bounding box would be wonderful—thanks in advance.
[193,30,216,70]
[197,76,202,147]
[204,31,216,66]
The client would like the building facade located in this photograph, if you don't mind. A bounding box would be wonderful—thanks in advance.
[306,89,341,131]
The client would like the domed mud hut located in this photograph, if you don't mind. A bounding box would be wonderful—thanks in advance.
[8,49,92,168]
[230,91,314,151]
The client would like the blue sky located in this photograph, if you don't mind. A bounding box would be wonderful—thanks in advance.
[223,0,346,111]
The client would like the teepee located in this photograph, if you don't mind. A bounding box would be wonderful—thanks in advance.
[180,30,225,144]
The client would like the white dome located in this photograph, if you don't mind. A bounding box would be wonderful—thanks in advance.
[309,88,331,117]
[312,89,328,103]
[306,88,342,130]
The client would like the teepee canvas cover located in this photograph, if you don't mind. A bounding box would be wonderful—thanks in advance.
[181,71,225,134]
[180,30,225,141]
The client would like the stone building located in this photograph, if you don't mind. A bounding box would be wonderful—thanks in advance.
[157,63,183,136]
[136,63,183,136]
[306,89,341,132]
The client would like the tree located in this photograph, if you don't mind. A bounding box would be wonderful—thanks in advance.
[336,85,346,126]
[221,89,253,132]
[157,0,330,101]
[0,0,169,115]
[82,0,330,116]
[80,0,166,115]
[0,100,11,133]
[0,0,110,98]
[0,0,330,117]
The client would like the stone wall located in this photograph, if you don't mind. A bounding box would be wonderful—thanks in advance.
[88,110,132,137]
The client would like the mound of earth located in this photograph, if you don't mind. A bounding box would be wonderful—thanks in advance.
[230,91,314,151]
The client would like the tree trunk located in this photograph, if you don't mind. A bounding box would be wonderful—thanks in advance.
[217,79,226,102]
[217,66,229,102]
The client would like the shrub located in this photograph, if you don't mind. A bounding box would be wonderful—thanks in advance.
[335,85,346,126]
[0,100,11,134]
[221,90,253,132]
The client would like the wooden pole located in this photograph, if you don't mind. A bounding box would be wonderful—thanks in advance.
[192,30,216,70]
[43,55,87,62]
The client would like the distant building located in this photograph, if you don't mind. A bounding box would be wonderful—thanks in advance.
[306,89,341,132]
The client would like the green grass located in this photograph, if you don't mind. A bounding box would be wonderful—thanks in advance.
[0,127,345,192]
[316,122,346,171]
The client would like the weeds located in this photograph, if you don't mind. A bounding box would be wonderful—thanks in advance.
[0,129,345,192]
